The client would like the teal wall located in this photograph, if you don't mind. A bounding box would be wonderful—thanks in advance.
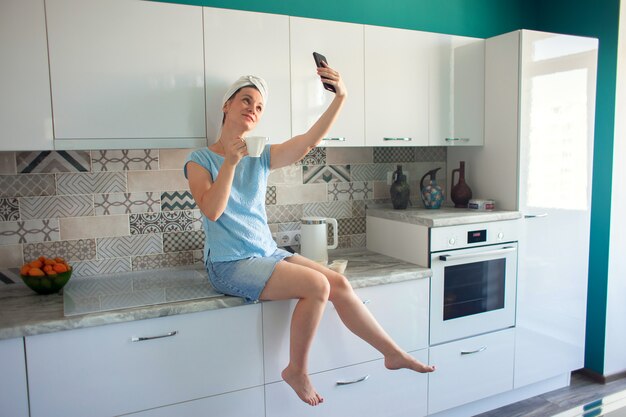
[158,0,620,375]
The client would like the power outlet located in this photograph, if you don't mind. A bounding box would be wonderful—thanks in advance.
[273,230,301,246]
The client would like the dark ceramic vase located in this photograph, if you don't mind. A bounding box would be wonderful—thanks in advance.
[450,161,473,208]
[390,165,410,210]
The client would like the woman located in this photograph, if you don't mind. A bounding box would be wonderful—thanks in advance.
[185,63,435,407]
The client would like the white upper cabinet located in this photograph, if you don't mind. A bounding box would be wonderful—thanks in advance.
[289,17,365,147]
[429,35,485,146]
[204,8,291,145]
[46,0,206,150]
[0,0,53,151]
[364,25,434,147]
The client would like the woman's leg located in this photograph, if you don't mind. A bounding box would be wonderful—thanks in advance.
[285,255,435,373]
[259,260,330,406]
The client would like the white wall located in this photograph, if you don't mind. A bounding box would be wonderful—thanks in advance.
[604,0,626,376]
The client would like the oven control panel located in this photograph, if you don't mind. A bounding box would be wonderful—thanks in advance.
[430,219,520,252]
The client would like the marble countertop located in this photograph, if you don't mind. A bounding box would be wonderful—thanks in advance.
[0,248,430,340]
[367,206,522,227]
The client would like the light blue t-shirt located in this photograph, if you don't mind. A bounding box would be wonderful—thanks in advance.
[184,145,277,262]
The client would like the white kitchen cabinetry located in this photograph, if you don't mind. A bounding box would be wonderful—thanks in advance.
[428,329,515,414]
[26,305,264,417]
[263,279,429,383]
[46,0,206,150]
[204,8,291,144]
[289,17,365,146]
[364,25,434,147]
[448,30,598,388]
[429,35,485,146]
[0,338,29,417]
[0,0,53,151]
[265,350,429,417]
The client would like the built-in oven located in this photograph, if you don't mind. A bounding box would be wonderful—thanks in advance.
[429,220,520,345]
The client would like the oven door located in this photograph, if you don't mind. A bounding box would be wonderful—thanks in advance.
[430,243,518,345]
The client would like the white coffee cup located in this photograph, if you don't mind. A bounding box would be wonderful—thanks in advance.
[244,136,268,157]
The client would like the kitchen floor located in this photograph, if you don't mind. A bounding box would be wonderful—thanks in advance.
[475,371,626,417]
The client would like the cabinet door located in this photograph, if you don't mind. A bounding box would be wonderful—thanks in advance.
[46,0,206,149]
[127,386,265,417]
[266,350,429,417]
[263,279,429,383]
[429,35,485,146]
[26,305,264,417]
[204,8,291,145]
[0,338,29,417]
[290,17,365,147]
[364,25,433,147]
[0,0,53,151]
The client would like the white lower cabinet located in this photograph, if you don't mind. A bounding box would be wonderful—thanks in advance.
[126,386,265,417]
[263,279,429,384]
[266,350,429,417]
[0,338,29,417]
[428,328,515,414]
[25,304,264,417]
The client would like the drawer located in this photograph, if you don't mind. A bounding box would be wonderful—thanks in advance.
[127,386,265,417]
[0,338,29,417]
[428,328,515,414]
[265,349,429,417]
[263,279,429,383]
[26,304,263,417]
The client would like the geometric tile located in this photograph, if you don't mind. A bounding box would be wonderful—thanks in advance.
[0,198,20,221]
[265,204,303,224]
[19,195,94,220]
[337,235,351,249]
[277,222,300,232]
[132,251,195,271]
[56,172,127,195]
[161,191,196,211]
[94,192,160,215]
[71,258,132,278]
[16,150,90,173]
[352,200,367,217]
[326,147,373,164]
[192,250,204,265]
[190,209,203,231]
[0,268,20,284]
[350,233,367,248]
[163,230,205,253]
[97,234,162,259]
[129,211,196,234]
[297,147,326,166]
[373,147,415,163]
[415,146,446,162]
[328,182,372,201]
[302,201,352,219]
[302,165,350,183]
[99,289,166,311]
[64,276,133,298]
[23,238,96,262]
[350,164,390,181]
[265,186,277,205]
[91,150,159,171]
[0,152,17,175]
[336,217,366,235]
[0,174,56,197]
[0,219,59,244]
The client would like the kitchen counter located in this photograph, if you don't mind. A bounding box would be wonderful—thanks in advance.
[0,248,430,340]
[367,206,522,227]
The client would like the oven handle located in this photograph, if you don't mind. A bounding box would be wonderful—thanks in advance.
[438,246,516,262]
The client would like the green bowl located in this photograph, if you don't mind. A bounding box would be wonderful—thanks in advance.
[21,269,72,295]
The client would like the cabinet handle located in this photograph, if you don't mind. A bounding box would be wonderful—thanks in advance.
[336,375,370,386]
[445,137,470,142]
[131,330,178,342]
[460,346,487,355]
[323,137,346,141]
[383,137,412,141]
[524,213,548,219]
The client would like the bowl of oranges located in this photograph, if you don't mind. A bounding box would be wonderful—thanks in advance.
[20,256,72,295]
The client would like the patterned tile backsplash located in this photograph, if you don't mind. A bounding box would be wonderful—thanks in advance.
[0,147,447,280]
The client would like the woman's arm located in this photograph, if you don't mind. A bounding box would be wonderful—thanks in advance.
[270,64,347,170]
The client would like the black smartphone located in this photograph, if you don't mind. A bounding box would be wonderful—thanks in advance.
[312,52,336,93]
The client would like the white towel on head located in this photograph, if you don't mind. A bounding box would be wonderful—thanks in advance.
[222,75,268,106]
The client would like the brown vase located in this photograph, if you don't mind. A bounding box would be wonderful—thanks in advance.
[450,161,473,208]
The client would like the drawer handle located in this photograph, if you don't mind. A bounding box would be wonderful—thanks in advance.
[131,331,178,342]
[336,375,370,386]
[383,137,412,141]
[323,137,346,141]
[445,137,471,142]
[460,346,487,355]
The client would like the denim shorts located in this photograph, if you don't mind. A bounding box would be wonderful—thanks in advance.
[205,248,294,302]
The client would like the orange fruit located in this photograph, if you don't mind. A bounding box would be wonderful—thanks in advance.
[54,257,65,263]
[38,256,46,263]
[44,258,57,265]
[53,263,68,273]
[28,268,45,277]
[29,260,43,269]
[43,265,54,274]
[20,265,31,275]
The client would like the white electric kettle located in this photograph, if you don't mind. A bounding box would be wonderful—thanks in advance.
[300,217,338,264]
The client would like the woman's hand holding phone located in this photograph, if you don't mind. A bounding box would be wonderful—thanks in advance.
[312,52,346,98]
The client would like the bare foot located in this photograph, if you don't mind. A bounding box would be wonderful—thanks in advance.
[385,351,436,373]
[282,365,324,406]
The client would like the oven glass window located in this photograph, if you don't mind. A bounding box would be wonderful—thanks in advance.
[443,259,506,321]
